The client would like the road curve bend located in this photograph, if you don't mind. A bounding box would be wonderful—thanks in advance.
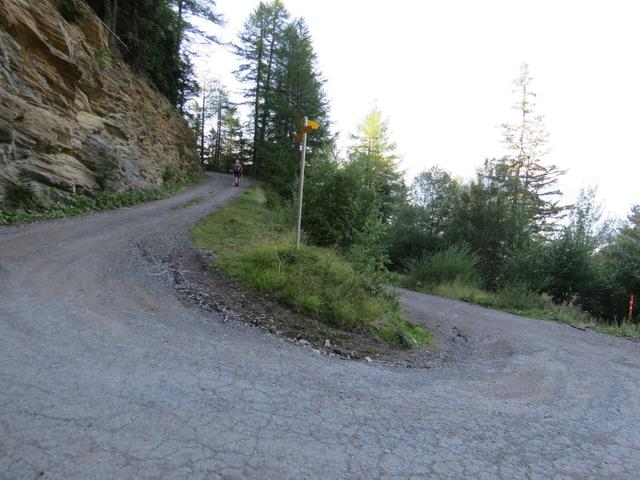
[1,173,640,479]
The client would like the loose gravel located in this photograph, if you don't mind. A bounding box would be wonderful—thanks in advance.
[1,173,640,479]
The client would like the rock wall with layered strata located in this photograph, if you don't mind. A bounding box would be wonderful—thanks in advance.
[0,0,199,202]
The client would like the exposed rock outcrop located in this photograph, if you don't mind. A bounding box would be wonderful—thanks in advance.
[0,0,199,203]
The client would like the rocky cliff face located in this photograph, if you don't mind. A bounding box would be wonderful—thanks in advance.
[0,0,199,203]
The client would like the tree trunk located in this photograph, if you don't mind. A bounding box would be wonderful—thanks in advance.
[258,16,278,167]
[252,25,265,177]
[111,0,118,36]
[177,0,184,49]
[103,0,113,32]
[200,86,206,166]
[177,0,185,114]
[215,88,223,170]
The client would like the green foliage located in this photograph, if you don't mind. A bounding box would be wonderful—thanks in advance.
[385,204,436,270]
[500,63,566,234]
[234,1,332,191]
[86,0,221,109]
[449,159,526,289]
[405,245,479,287]
[501,241,550,291]
[94,48,111,70]
[0,172,204,225]
[191,187,433,349]
[386,167,462,269]
[302,155,356,246]
[162,165,181,183]
[58,0,83,23]
[4,175,41,211]
[142,104,154,118]
[302,109,404,255]
[94,149,119,190]
[389,161,637,326]
[419,281,639,340]
[597,205,640,321]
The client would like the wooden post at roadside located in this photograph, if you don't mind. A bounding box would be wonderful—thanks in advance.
[295,117,308,250]
[628,293,635,324]
[293,117,320,250]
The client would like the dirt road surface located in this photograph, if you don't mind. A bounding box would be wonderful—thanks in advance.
[2,173,639,479]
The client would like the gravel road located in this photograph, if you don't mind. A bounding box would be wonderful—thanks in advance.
[2,173,640,479]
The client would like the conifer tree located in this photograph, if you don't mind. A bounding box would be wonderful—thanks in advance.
[234,3,331,194]
[234,1,289,177]
[500,63,565,235]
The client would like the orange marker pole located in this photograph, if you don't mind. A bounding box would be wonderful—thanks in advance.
[628,293,635,323]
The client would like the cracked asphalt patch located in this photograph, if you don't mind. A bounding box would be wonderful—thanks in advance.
[2,173,640,479]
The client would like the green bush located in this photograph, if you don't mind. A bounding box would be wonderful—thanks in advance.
[95,48,111,70]
[5,175,41,210]
[163,165,182,184]
[95,150,119,190]
[493,284,546,312]
[406,244,479,287]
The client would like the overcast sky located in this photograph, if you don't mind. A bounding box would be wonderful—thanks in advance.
[198,0,640,219]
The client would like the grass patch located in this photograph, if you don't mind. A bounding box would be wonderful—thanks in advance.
[95,48,111,70]
[0,171,204,225]
[398,276,640,341]
[191,187,433,349]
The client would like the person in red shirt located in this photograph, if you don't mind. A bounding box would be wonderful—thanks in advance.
[232,160,243,187]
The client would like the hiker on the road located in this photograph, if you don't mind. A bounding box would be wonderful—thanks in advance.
[232,160,243,187]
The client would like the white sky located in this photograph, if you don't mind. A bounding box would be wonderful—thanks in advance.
[197,0,640,219]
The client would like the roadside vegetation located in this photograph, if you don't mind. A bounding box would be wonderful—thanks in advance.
[191,187,433,349]
[0,171,204,226]
[394,273,640,341]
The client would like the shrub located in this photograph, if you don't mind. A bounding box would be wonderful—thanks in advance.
[94,150,119,190]
[493,284,546,312]
[162,165,182,184]
[95,48,111,70]
[5,175,41,210]
[406,244,479,287]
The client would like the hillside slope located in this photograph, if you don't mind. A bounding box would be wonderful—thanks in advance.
[0,0,198,203]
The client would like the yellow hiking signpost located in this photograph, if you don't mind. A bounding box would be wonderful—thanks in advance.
[294,117,320,249]
[306,119,320,130]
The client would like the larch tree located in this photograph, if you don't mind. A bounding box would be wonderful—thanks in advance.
[500,63,565,235]
[348,108,404,217]
[173,0,224,113]
[219,104,244,171]
[193,78,217,165]
[235,4,331,195]
[234,1,289,177]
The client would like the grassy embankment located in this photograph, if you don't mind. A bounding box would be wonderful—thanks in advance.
[395,276,640,341]
[191,187,433,349]
[0,170,204,225]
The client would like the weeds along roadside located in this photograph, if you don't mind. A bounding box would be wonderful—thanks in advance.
[190,187,434,350]
[0,168,205,226]
[395,249,640,341]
